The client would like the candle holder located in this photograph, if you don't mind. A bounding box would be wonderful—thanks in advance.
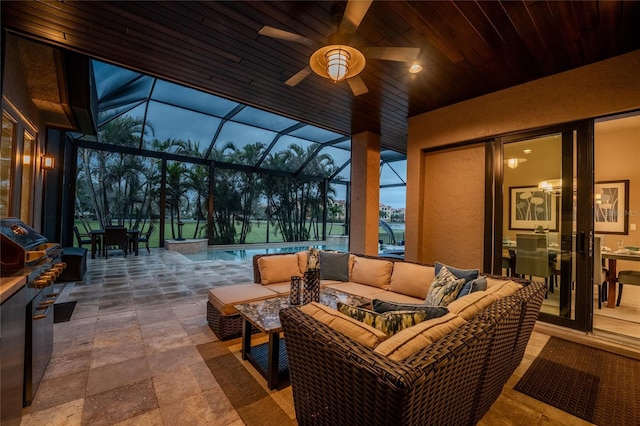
[290,276,302,305]
[302,269,321,304]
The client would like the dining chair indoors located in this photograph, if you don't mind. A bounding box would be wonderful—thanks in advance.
[593,237,609,309]
[103,226,128,258]
[515,234,555,297]
[615,270,640,307]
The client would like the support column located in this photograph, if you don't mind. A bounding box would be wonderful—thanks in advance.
[349,131,380,256]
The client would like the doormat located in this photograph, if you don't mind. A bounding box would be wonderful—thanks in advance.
[53,301,77,323]
[514,336,639,425]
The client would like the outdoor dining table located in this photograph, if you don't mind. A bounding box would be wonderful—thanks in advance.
[90,228,140,259]
[602,250,640,308]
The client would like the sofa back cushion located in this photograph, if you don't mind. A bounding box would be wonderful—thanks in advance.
[485,280,522,299]
[299,302,388,349]
[297,251,308,274]
[319,251,350,281]
[446,291,497,320]
[350,256,394,290]
[374,313,467,361]
[388,262,435,299]
[257,254,302,284]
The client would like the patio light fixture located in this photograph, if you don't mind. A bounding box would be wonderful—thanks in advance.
[310,45,366,83]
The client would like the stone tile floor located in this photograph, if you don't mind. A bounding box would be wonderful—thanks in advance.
[21,249,596,425]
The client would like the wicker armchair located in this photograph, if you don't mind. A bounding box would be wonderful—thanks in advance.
[279,279,547,426]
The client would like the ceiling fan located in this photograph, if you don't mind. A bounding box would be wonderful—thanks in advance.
[258,0,420,96]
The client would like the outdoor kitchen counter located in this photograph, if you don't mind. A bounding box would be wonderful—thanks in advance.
[0,276,26,304]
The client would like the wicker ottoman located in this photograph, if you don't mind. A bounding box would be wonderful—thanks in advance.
[207,284,279,340]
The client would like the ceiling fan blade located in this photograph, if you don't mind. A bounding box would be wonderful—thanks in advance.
[347,75,368,96]
[339,0,373,41]
[362,47,420,63]
[285,67,313,87]
[259,26,322,49]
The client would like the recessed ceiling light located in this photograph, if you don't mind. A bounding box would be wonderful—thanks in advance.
[409,63,423,74]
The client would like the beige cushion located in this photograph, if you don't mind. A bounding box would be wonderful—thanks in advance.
[299,302,388,349]
[263,282,292,295]
[325,281,388,299]
[350,257,394,290]
[257,254,302,284]
[485,280,522,299]
[296,251,308,274]
[374,313,467,361]
[388,262,436,299]
[208,284,278,316]
[367,290,424,305]
[486,277,510,289]
[447,291,497,320]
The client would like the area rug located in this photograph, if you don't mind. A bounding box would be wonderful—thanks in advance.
[196,337,296,426]
[53,301,77,323]
[515,336,639,425]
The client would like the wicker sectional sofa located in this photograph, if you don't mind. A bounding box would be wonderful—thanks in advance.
[206,250,546,425]
[280,275,546,425]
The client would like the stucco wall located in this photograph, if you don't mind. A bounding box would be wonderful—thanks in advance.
[421,144,485,268]
[405,49,640,263]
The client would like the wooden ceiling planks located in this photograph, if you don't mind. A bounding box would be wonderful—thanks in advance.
[2,0,639,153]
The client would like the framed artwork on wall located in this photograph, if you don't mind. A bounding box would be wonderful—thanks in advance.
[509,186,558,231]
[595,180,629,234]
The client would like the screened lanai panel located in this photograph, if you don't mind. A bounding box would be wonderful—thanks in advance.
[92,103,148,147]
[94,61,146,101]
[334,164,351,181]
[231,106,298,132]
[98,101,145,127]
[289,125,344,143]
[150,80,239,117]
[210,121,275,163]
[301,145,351,177]
[380,160,407,185]
[142,101,221,155]
[263,135,318,172]
[381,150,406,163]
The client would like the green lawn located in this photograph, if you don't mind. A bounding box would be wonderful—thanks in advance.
[75,220,351,248]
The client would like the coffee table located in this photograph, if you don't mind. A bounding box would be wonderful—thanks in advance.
[234,287,370,389]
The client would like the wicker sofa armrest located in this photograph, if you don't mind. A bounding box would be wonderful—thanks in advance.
[280,305,495,426]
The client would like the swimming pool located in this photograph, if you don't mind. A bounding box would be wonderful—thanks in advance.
[183,244,348,262]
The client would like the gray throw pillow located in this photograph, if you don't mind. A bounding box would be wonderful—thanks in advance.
[372,299,448,319]
[456,276,488,299]
[319,251,349,281]
[434,262,479,283]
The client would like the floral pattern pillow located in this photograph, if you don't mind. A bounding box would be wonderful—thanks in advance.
[337,302,428,337]
[424,266,466,306]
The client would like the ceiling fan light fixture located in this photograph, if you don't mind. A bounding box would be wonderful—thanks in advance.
[310,45,366,83]
[409,63,423,74]
[326,48,350,82]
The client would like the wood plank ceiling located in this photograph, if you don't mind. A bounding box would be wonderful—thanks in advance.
[2,1,640,153]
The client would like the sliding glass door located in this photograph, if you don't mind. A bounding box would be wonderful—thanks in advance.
[498,122,593,330]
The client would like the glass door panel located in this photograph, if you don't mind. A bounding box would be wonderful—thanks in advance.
[501,123,591,329]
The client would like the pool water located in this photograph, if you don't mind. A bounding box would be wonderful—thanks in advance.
[183,244,348,262]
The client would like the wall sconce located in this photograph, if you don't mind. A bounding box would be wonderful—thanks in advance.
[41,155,55,170]
[23,154,31,165]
